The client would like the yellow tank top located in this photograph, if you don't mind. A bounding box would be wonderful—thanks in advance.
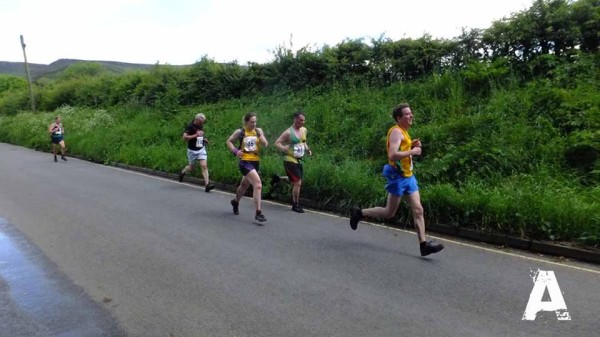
[240,128,260,161]
[386,125,413,177]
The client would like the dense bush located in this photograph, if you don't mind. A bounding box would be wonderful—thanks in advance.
[1,71,598,246]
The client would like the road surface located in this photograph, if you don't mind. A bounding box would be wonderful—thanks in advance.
[0,143,598,337]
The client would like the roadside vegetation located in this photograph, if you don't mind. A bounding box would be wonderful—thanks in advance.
[1,0,598,246]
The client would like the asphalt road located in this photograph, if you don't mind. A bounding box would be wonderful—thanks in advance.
[0,143,598,337]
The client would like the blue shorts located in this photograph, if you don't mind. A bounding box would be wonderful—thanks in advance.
[382,164,419,196]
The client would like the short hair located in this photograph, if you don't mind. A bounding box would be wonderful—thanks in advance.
[244,112,257,123]
[292,111,305,120]
[392,103,410,120]
[195,113,206,121]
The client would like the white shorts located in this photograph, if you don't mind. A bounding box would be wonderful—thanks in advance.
[187,148,207,164]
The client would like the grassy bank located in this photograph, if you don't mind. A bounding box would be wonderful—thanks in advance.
[1,79,598,247]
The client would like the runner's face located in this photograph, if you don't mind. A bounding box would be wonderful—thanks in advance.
[246,116,257,129]
[294,115,305,128]
[401,108,413,125]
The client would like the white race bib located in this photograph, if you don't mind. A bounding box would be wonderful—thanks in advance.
[196,136,204,148]
[292,143,305,158]
[243,136,257,152]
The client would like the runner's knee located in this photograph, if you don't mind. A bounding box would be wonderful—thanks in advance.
[412,205,424,218]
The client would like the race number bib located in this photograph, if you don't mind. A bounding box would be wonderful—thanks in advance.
[243,136,257,152]
[292,143,305,158]
[196,136,204,148]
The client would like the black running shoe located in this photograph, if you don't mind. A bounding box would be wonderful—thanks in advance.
[270,174,280,187]
[61,155,67,161]
[349,207,362,230]
[292,203,304,213]
[54,155,58,162]
[178,172,186,182]
[255,212,267,222]
[205,184,215,193]
[420,240,444,257]
[231,199,239,215]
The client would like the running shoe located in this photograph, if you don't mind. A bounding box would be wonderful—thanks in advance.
[231,199,239,215]
[420,240,444,257]
[292,203,304,213]
[349,207,362,230]
[255,212,267,222]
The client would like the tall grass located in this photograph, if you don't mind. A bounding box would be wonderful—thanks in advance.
[1,75,598,246]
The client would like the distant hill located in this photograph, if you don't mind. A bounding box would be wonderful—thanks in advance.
[0,61,48,79]
[0,59,165,80]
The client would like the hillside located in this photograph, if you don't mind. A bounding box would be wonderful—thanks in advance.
[0,61,48,79]
[0,59,158,80]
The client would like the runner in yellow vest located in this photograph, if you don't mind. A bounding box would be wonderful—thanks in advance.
[274,112,313,213]
[226,112,269,222]
[349,103,444,257]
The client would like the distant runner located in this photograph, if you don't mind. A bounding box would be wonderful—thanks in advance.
[349,103,444,257]
[48,116,67,162]
[226,112,269,222]
[273,111,312,213]
[178,113,215,192]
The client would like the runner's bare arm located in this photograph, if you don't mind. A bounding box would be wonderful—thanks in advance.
[257,128,268,147]
[274,130,291,153]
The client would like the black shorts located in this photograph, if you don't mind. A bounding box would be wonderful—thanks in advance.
[51,135,63,144]
[284,161,303,182]
[239,160,259,176]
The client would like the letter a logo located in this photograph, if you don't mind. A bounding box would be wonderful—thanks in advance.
[522,269,571,321]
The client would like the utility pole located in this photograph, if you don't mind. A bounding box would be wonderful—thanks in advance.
[20,35,36,111]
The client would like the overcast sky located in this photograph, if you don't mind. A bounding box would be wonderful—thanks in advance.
[1,0,533,66]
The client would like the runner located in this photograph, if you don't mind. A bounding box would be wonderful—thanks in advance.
[226,112,269,222]
[178,113,215,192]
[48,116,67,162]
[349,103,444,257]
[273,111,312,213]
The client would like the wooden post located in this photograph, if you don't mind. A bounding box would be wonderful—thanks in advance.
[20,35,36,111]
